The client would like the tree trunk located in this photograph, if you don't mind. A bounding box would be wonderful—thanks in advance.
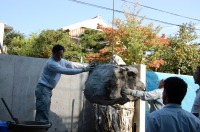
[95,102,135,132]
[79,100,136,132]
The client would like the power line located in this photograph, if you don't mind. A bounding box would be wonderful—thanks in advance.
[121,0,200,22]
[112,0,115,54]
[67,0,200,30]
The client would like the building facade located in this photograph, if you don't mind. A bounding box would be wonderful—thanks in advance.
[62,15,111,43]
[0,22,12,53]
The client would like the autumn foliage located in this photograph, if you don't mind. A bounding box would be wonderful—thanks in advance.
[148,59,166,69]
[84,22,169,70]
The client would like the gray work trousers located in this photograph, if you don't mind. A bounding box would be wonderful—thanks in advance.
[35,84,52,122]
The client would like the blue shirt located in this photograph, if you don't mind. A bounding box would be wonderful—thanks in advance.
[38,56,85,89]
[147,104,200,132]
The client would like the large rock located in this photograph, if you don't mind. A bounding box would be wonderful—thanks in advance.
[84,64,145,105]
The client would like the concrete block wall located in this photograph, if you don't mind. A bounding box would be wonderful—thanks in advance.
[0,54,88,132]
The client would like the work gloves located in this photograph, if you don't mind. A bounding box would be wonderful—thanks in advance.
[82,63,95,72]
[121,88,134,95]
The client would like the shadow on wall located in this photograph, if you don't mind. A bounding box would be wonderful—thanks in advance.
[78,99,96,132]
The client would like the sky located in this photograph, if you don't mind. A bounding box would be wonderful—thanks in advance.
[1,0,200,42]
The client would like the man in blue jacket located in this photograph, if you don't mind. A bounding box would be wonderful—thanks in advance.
[35,44,93,122]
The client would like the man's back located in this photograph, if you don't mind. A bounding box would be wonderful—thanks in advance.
[147,104,200,132]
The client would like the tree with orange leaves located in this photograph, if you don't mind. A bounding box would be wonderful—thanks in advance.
[83,12,169,70]
[81,3,199,75]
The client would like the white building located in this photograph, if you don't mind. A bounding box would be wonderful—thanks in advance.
[0,22,12,53]
[62,15,111,43]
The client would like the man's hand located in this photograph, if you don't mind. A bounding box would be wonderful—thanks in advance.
[121,88,134,95]
[125,88,134,95]
[83,63,95,72]
[158,79,164,88]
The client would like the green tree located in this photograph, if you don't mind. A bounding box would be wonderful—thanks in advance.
[3,30,25,46]
[3,30,26,54]
[159,23,200,75]
[80,29,107,53]
[29,29,82,62]
[3,29,82,62]
[89,12,166,66]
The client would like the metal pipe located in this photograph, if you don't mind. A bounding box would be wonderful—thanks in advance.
[70,99,75,132]
[1,98,20,124]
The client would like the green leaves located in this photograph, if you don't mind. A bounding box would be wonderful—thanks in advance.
[158,23,200,75]
[80,29,107,53]
[3,29,82,62]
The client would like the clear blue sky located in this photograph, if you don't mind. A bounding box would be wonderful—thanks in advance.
[1,0,200,42]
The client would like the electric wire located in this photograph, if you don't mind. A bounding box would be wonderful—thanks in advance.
[121,0,200,22]
[67,0,200,31]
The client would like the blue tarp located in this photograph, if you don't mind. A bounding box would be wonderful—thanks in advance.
[146,71,199,112]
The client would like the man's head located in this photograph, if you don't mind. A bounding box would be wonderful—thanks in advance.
[162,77,187,105]
[193,65,200,85]
[52,44,65,61]
[158,79,164,89]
